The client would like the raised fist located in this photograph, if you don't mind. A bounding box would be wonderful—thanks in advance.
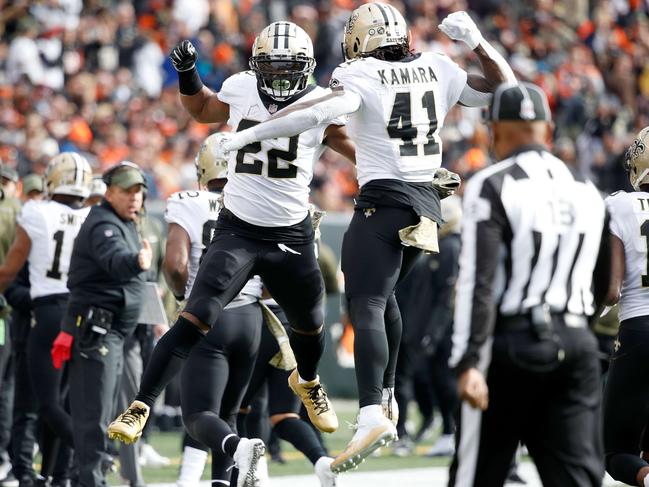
[438,11,483,50]
[170,40,197,72]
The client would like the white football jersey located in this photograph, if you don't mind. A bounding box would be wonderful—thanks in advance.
[329,52,467,187]
[607,191,649,321]
[217,72,343,227]
[17,200,90,299]
[164,190,262,307]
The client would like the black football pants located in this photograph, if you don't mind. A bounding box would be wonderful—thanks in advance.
[604,315,649,485]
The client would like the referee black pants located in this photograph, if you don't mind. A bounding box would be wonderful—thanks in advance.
[604,315,649,485]
[449,322,603,487]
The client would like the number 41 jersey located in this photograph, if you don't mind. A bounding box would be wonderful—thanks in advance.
[606,190,649,321]
[17,200,90,299]
[329,52,467,187]
[217,72,344,228]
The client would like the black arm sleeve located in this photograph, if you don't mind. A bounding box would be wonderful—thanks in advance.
[591,210,612,325]
[454,179,509,373]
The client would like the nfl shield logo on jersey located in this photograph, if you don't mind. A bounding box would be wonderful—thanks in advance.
[268,104,278,114]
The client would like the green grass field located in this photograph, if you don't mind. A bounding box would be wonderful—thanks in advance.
[108,400,451,484]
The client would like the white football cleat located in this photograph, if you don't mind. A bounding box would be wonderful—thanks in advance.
[315,456,339,487]
[381,387,399,426]
[331,413,397,473]
[425,434,455,457]
[233,438,269,487]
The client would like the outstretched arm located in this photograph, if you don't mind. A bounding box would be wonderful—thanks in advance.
[171,40,230,124]
[222,89,361,154]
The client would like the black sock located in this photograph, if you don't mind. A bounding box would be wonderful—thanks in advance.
[274,417,327,465]
[136,316,203,406]
[211,448,234,484]
[184,411,239,458]
[383,293,402,389]
[289,328,325,382]
[222,435,240,458]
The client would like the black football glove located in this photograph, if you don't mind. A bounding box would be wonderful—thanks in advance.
[170,40,197,72]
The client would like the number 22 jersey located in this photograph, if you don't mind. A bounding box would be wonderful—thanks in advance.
[17,200,90,299]
[329,51,467,187]
[217,72,344,228]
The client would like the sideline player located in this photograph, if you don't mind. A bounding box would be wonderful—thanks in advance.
[0,153,92,482]
[109,21,356,444]
[164,137,268,487]
[211,4,516,471]
[603,127,649,487]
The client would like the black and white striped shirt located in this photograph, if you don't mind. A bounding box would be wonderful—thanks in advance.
[450,145,606,372]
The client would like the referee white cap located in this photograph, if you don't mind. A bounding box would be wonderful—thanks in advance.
[488,82,552,122]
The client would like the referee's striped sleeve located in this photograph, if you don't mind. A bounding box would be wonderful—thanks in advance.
[450,173,509,372]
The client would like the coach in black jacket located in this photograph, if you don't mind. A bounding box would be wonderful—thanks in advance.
[52,162,151,487]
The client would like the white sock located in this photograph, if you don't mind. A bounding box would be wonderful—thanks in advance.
[177,446,208,486]
[644,473,649,487]
[359,405,383,422]
[298,373,315,384]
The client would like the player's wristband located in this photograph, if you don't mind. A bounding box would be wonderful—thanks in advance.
[178,66,204,96]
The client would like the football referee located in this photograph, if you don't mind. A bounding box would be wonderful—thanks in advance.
[448,83,608,487]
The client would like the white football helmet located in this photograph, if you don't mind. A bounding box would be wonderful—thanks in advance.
[625,126,649,190]
[45,152,92,198]
[249,21,315,101]
[196,133,229,187]
[343,2,409,60]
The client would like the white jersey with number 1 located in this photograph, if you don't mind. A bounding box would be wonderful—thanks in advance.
[329,52,467,187]
[164,190,262,308]
[606,190,649,321]
[17,200,90,299]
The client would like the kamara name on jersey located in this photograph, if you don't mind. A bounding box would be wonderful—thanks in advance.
[59,213,85,226]
[377,66,438,86]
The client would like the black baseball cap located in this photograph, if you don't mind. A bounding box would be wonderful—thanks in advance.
[488,82,551,122]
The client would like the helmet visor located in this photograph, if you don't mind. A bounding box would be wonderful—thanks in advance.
[255,60,309,74]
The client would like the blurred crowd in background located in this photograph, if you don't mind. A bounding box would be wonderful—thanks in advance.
[0,0,647,208]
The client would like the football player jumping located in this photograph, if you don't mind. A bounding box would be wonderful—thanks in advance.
[211,4,517,472]
[109,22,355,446]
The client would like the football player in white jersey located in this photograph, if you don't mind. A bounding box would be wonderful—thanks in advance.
[0,152,92,482]
[109,21,355,449]
[165,136,268,487]
[603,127,649,487]
[213,4,518,471]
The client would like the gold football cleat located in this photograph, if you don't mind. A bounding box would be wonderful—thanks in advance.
[288,370,338,433]
[107,400,150,444]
